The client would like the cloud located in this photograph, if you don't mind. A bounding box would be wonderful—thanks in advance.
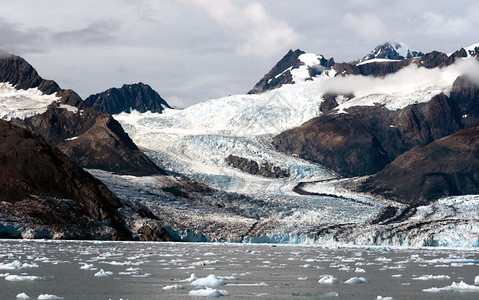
[342,13,386,41]
[52,20,119,45]
[320,58,479,98]
[0,18,45,53]
[186,0,299,57]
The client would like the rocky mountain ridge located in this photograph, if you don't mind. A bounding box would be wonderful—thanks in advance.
[249,42,479,93]
[85,82,171,114]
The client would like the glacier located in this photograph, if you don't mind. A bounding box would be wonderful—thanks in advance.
[100,58,479,247]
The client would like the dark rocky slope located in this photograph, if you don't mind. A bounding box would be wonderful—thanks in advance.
[0,50,164,176]
[361,125,479,205]
[226,155,290,178]
[273,76,478,178]
[0,120,131,239]
[85,82,171,114]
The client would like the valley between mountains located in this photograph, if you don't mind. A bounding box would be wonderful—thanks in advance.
[1,43,479,247]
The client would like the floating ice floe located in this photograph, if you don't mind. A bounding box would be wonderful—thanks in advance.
[412,275,450,281]
[423,281,479,292]
[5,275,44,281]
[298,277,307,280]
[163,284,185,290]
[79,263,97,270]
[0,260,39,270]
[16,293,30,299]
[94,269,113,277]
[376,296,393,300]
[189,288,229,297]
[475,276,479,285]
[37,294,64,300]
[181,273,198,283]
[191,260,217,266]
[376,257,392,262]
[345,277,369,284]
[318,275,340,284]
[191,274,227,287]
[355,267,366,273]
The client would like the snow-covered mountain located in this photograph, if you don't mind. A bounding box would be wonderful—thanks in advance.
[355,42,424,65]
[248,49,335,94]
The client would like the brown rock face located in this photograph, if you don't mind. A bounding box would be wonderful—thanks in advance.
[0,120,132,239]
[273,87,474,178]
[361,125,479,205]
[273,113,390,177]
[57,114,166,176]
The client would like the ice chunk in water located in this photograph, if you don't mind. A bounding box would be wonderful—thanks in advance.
[192,274,227,287]
[412,275,450,281]
[345,277,369,284]
[189,288,228,297]
[318,275,340,284]
[5,275,44,281]
[0,260,38,270]
[423,281,479,292]
[94,269,113,277]
[16,293,30,299]
[355,267,366,273]
[163,284,185,290]
[181,273,198,282]
[80,263,97,270]
[37,295,64,300]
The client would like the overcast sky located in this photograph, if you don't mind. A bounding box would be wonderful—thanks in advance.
[0,0,478,107]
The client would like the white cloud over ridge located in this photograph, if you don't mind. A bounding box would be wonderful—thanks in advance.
[321,58,479,98]
[313,58,479,112]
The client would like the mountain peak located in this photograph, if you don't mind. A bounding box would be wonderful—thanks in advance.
[356,42,424,64]
[248,49,334,94]
[85,82,171,114]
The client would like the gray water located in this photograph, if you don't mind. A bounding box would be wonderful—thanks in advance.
[1,240,479,299]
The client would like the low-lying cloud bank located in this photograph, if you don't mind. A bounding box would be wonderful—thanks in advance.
[321,58,479,98]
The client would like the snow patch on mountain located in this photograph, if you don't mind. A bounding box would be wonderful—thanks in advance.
[0,82,61,120]
[291,53,324,83]
[356,58,401,66]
